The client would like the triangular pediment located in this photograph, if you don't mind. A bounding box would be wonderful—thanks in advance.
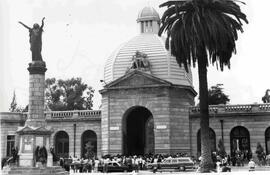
[17,125,33,132]
[17,125,53,135]
[105,70,172,89]
[35,126,51,132]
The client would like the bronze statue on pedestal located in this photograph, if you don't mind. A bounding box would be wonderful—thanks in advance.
[262,89,270,103]
[19,17,45,61]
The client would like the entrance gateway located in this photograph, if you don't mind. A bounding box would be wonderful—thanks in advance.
[122,106,154,155]
[100,6,196,156]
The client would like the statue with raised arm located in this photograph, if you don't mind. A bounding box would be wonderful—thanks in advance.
[262,89,270,103]
[19,17,45,61]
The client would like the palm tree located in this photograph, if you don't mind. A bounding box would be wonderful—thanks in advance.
[158,0,247,172]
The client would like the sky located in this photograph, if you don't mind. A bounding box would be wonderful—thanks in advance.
[0,0,270,112]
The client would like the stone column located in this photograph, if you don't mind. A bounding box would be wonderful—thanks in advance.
[26,61,47,127]
[17,61,53,167]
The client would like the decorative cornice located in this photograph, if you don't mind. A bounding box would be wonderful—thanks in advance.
[27,61,47,75]
[46,118,101,122]
[44,110,101,121]
[106,70,172,88]
[0,112,27,123]
[100,70,197,96]
[189,103,270,118]
[16,125,53,135]
[0,110,101,123]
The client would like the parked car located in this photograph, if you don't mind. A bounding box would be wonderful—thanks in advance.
[98,161,131,172]
[147,157,195,172]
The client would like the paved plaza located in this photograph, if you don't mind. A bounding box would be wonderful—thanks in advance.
[70,171,270,175]
[69,166,270,175]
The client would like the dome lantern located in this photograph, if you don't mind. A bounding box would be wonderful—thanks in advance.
[104,6,193,88]
[137,6,160,34]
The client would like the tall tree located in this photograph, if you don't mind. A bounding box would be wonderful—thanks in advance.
[208,84,230,105]
[9,90,18,112]
[9,90,23,112]
[158,0,247,172]
[45,77,94,111]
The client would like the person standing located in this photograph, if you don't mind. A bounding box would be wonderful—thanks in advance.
[248,159,256,171]
[94,158,99,172]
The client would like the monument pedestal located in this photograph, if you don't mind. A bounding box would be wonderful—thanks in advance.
[16,125,53,167]
[2,61,67,174]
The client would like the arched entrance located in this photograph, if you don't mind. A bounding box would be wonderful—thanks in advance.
[265,127,270,154]
[197,128,216,156]
[122,106,154,155]
[230,126,250,156]
[55,131,69,158]
[81,130,97,159]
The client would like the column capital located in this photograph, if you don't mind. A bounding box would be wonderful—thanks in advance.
[27,61,47,75]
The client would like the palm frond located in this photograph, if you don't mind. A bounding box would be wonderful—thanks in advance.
[159,0,189,8]
[159,0,248,71]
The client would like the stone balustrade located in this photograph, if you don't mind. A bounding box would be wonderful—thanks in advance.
[77,110,101,117]
[3,103,270,121]
[259,103,270,110]
[1,110,102,122]
[45,111,73,118]
[45,110,101,121]
[190,103,270,116]
[225,104,252,111]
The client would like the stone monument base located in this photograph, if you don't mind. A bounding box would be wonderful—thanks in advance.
[2,166,68,175]
[16,125,53,167]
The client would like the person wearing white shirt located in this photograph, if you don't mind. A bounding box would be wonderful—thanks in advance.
[248,159,256,171]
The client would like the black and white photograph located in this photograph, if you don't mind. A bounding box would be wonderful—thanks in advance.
[1,0,270,174]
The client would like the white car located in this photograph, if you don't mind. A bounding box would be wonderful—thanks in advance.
[147,157,195,172]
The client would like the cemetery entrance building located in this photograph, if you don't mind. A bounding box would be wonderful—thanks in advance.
[2,6,270,162]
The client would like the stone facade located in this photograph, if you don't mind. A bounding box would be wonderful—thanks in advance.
[46,110,101,158]
[100,70,196,155]
[0,110,102,159]
[2,103,270,160]
[0,113,26,158]
[190,104,270,157]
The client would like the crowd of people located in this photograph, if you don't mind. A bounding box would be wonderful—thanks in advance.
[3,147,270,173]
[57,150,270,173]
[59,153,190,173]
[210,151,247,167]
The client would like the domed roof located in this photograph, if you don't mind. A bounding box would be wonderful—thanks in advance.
[137,6,160,22]
[104,33,193,87]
